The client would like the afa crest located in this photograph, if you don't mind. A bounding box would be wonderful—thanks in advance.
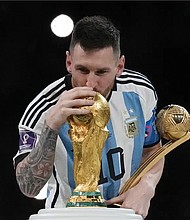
[124,116,138,138]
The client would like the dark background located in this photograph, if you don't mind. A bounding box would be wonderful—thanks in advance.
[1,1,190,219]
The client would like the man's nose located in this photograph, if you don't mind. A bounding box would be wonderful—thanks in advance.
[86,73,98,89]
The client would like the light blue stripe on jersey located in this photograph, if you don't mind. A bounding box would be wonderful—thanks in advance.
[101,120,121,200]
[122,92,145,175]
[59,123,75,190]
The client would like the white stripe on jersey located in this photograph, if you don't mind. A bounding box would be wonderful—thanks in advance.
[109,91,133,180]
[46,136,72,208]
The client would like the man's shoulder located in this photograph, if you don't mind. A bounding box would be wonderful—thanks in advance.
[115,68,157,100]
[42,74,71,93]
[117,68,151,85]
[19,74,72,129]
[117,69,155,91]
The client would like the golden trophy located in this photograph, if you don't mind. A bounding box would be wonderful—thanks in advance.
[119,104,190,195]
[66,92,110,207]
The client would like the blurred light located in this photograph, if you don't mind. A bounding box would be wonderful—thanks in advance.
[35,183,48,200]
[51,14,74,37]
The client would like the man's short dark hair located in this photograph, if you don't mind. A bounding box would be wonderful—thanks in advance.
[69,15,121,58]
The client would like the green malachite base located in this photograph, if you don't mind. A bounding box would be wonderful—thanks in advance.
[66,191,107,207]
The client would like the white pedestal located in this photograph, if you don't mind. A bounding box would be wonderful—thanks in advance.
[29,207,143,220]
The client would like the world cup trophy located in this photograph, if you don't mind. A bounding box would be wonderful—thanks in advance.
[66,92,110,207]
[119,104,190,195]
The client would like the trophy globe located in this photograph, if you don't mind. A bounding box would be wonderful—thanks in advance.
[156,104,190,141]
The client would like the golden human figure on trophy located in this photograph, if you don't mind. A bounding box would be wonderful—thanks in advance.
[66,92,110,207]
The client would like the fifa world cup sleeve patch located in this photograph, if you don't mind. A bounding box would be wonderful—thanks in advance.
[19,130,37,152]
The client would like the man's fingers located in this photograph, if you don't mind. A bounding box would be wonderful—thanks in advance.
[105,195,123,205]
[67,87,97,99]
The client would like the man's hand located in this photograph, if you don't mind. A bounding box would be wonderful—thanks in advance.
[46,87,96,131]
[105,181,154,219]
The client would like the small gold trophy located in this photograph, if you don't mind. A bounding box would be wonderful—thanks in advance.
[66,92,110,207]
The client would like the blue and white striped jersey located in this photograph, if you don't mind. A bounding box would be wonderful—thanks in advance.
[13,69,160,208]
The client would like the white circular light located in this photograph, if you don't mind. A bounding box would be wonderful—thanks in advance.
[51,14,74,37]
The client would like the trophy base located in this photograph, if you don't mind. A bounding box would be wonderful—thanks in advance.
[66,191,106,207]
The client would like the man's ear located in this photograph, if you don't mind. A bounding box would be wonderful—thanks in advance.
[66,50,72,73]
[116,55,125,77]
